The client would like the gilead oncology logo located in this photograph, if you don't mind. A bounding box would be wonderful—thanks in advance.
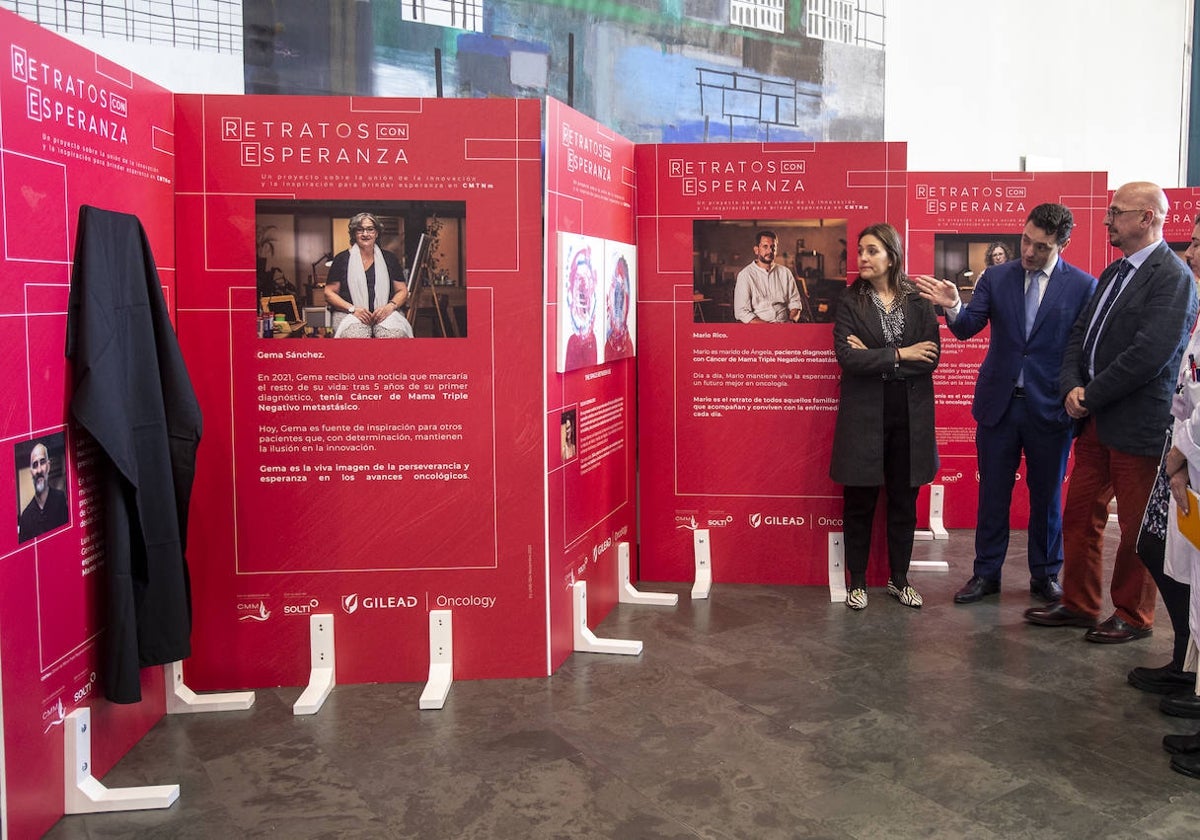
[750,512,806,527]
[342,593,419,614]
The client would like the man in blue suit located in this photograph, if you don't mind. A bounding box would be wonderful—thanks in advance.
[915,204,1096,604]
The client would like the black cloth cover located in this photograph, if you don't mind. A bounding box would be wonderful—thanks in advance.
[66,205,202,704]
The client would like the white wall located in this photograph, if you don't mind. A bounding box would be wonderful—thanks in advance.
[61,33,244,94]
[886,0,1193,187]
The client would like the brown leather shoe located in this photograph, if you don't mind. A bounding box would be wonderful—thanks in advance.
[1023,603,1096,628]
[1084,614,1152,644]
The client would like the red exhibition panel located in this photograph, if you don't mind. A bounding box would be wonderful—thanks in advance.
[1164,188,1200,249]
[0,10,175,839]
[905,172,1109,529]
[543,99,638,668]
[173,95,548,689]
[636,142,907,585]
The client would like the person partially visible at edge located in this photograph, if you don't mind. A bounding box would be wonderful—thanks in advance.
[324,212,413,338]
[1130,215,1200,734]
[913,204,1096,606]
[18,442,69,542]
[830,223,940,612]
[733,230,810,324]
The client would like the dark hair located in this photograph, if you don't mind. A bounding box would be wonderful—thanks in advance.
[855,223,905,295]
[1026,203,1074,246]
[755,230,777,245]
[985,241,1012,263]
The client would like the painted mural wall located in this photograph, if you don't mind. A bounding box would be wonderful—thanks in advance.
[244,0,886,144]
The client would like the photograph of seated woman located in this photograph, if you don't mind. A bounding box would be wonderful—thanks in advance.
[830,223,940,611]
[324,212,414,338]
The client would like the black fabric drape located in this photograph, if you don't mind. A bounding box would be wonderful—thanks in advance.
[66,205,202,704]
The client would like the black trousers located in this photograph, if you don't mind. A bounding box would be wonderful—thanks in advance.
[843,380,920,587]
[1137,529,1192,669]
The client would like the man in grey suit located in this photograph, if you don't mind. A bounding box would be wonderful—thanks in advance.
[1026,182,1198,642]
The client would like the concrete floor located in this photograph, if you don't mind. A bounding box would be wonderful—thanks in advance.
[45,530,1200,838]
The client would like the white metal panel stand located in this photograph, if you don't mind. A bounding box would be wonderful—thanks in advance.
[164,661,255,714]
[691,529,713,600]
[293,613,335,716]
[912,485,950,570]
[616,541,677,606]
[63,707,178,814]
[828,531,847,603]
[418,610,453,710]
[572,581,642,655]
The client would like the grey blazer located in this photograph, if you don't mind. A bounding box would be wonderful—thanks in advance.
[830,281,940,487]
[1059,241,1197,457]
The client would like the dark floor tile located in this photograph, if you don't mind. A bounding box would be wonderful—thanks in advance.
[40,524,1195,840]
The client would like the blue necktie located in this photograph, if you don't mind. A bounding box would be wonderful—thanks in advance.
[1017,271,1043,388]
[1082,259,1133,366]
[1025,270,1043,338]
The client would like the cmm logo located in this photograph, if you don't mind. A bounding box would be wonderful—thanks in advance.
[342,594,359,614]
[237,600,271,622]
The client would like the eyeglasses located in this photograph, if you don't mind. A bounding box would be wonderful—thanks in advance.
[355,226,377,233]
[1104,207,1143,220]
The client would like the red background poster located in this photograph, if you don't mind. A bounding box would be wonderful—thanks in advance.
[0,10,176,837]
[905,172,1109,528]
[635,142,907,585]
[174,95,549,689]
[1164,187,1200,256]
[543,98,639,668]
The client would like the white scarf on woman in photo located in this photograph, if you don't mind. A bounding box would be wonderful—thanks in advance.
[334,244,413,338]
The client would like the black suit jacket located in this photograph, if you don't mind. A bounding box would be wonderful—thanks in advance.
[830,281,940,486]
[66,206,202,704]
[1060,240,1197,457]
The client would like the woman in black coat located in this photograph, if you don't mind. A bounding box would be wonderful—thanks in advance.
[831,223,940,610]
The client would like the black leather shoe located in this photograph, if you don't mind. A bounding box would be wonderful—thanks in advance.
[1024,603,1096,628]
[1029,576,1063,602]
[1163,731,1200,755]
[1170,751,1200,778]
[954,575,1000,604]
[1129,663,1197,694]
[1161,693,1200,719]
[1084,614,1152,644]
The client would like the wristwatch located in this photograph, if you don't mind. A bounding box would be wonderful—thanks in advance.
[346,304,355,314]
